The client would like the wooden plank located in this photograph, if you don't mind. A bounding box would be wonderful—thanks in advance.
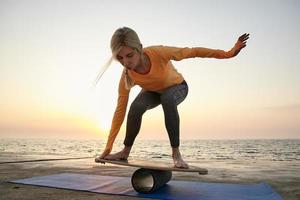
[95,158,208,175]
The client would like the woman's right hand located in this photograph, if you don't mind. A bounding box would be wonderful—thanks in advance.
[99,148,111,159]
[95,148,111,163]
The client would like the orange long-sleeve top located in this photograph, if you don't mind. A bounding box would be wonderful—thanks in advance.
[104,45,238,152]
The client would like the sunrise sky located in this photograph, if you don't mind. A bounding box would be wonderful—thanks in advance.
[0,0,299,140]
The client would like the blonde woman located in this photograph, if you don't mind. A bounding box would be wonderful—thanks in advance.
[96,27,249,168]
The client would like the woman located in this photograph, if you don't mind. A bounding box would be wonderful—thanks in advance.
[96,27,249,168]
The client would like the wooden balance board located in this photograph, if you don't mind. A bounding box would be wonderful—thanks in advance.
[95,158,208,193]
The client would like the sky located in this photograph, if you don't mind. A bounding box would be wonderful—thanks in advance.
[0,0,299,140]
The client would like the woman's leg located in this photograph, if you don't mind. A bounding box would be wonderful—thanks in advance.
[160,81,189,168]
[105,90,160,160]
[124,90,161,146]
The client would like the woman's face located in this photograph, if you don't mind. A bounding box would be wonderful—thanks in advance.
[116,46,141,70]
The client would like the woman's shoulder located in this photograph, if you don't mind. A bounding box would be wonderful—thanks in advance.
[144,45,184,61]
[144,45,174,56]
[144,45,182,52]
[144,45,163,51]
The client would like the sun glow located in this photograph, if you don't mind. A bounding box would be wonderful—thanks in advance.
[1,0,300,140]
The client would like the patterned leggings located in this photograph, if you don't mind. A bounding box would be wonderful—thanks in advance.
[123,80,188,148]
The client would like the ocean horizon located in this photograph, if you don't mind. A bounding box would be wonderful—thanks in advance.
[1,138,299,162]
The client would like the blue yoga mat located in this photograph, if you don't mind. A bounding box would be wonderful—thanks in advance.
[10,173,283,200]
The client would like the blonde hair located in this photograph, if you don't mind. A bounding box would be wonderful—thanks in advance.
[93,27,142,90]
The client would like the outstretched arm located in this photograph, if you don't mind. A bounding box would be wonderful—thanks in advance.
[231,33,250,57]
[155,33,250,61]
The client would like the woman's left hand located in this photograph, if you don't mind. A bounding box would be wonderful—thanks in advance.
[232,33,250,57]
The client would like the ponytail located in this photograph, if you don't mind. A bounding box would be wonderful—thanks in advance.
[92,56,113,88]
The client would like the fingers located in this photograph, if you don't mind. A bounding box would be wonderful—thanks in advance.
[239,33,249,39]
[239,33,250,42]
[232,33,249,57]
[241,40,247,47]
[99,154,106,159]
[100,149,111,159]
[236,33,249,50]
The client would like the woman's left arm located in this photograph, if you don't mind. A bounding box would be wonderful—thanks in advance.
[230,33,250,57]
[156,33,250,61]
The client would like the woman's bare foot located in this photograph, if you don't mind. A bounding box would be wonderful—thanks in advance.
[172,147,189,168]
[104,146,131,160]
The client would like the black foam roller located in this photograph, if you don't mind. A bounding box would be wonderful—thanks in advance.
[131,168,172,193]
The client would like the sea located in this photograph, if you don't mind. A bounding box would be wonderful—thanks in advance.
[1,138,299,200]
[0,138,299,162]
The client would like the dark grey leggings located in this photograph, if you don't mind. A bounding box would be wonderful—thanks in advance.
[124,80,188,148]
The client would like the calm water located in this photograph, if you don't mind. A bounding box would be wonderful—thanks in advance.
[0,138,299,162]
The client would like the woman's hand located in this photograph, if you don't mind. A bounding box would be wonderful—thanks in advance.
[232,33,250,57]
[99,148,111,159]
[95,148,111,163]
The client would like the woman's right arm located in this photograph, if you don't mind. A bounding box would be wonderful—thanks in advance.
[100,71,130,158]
